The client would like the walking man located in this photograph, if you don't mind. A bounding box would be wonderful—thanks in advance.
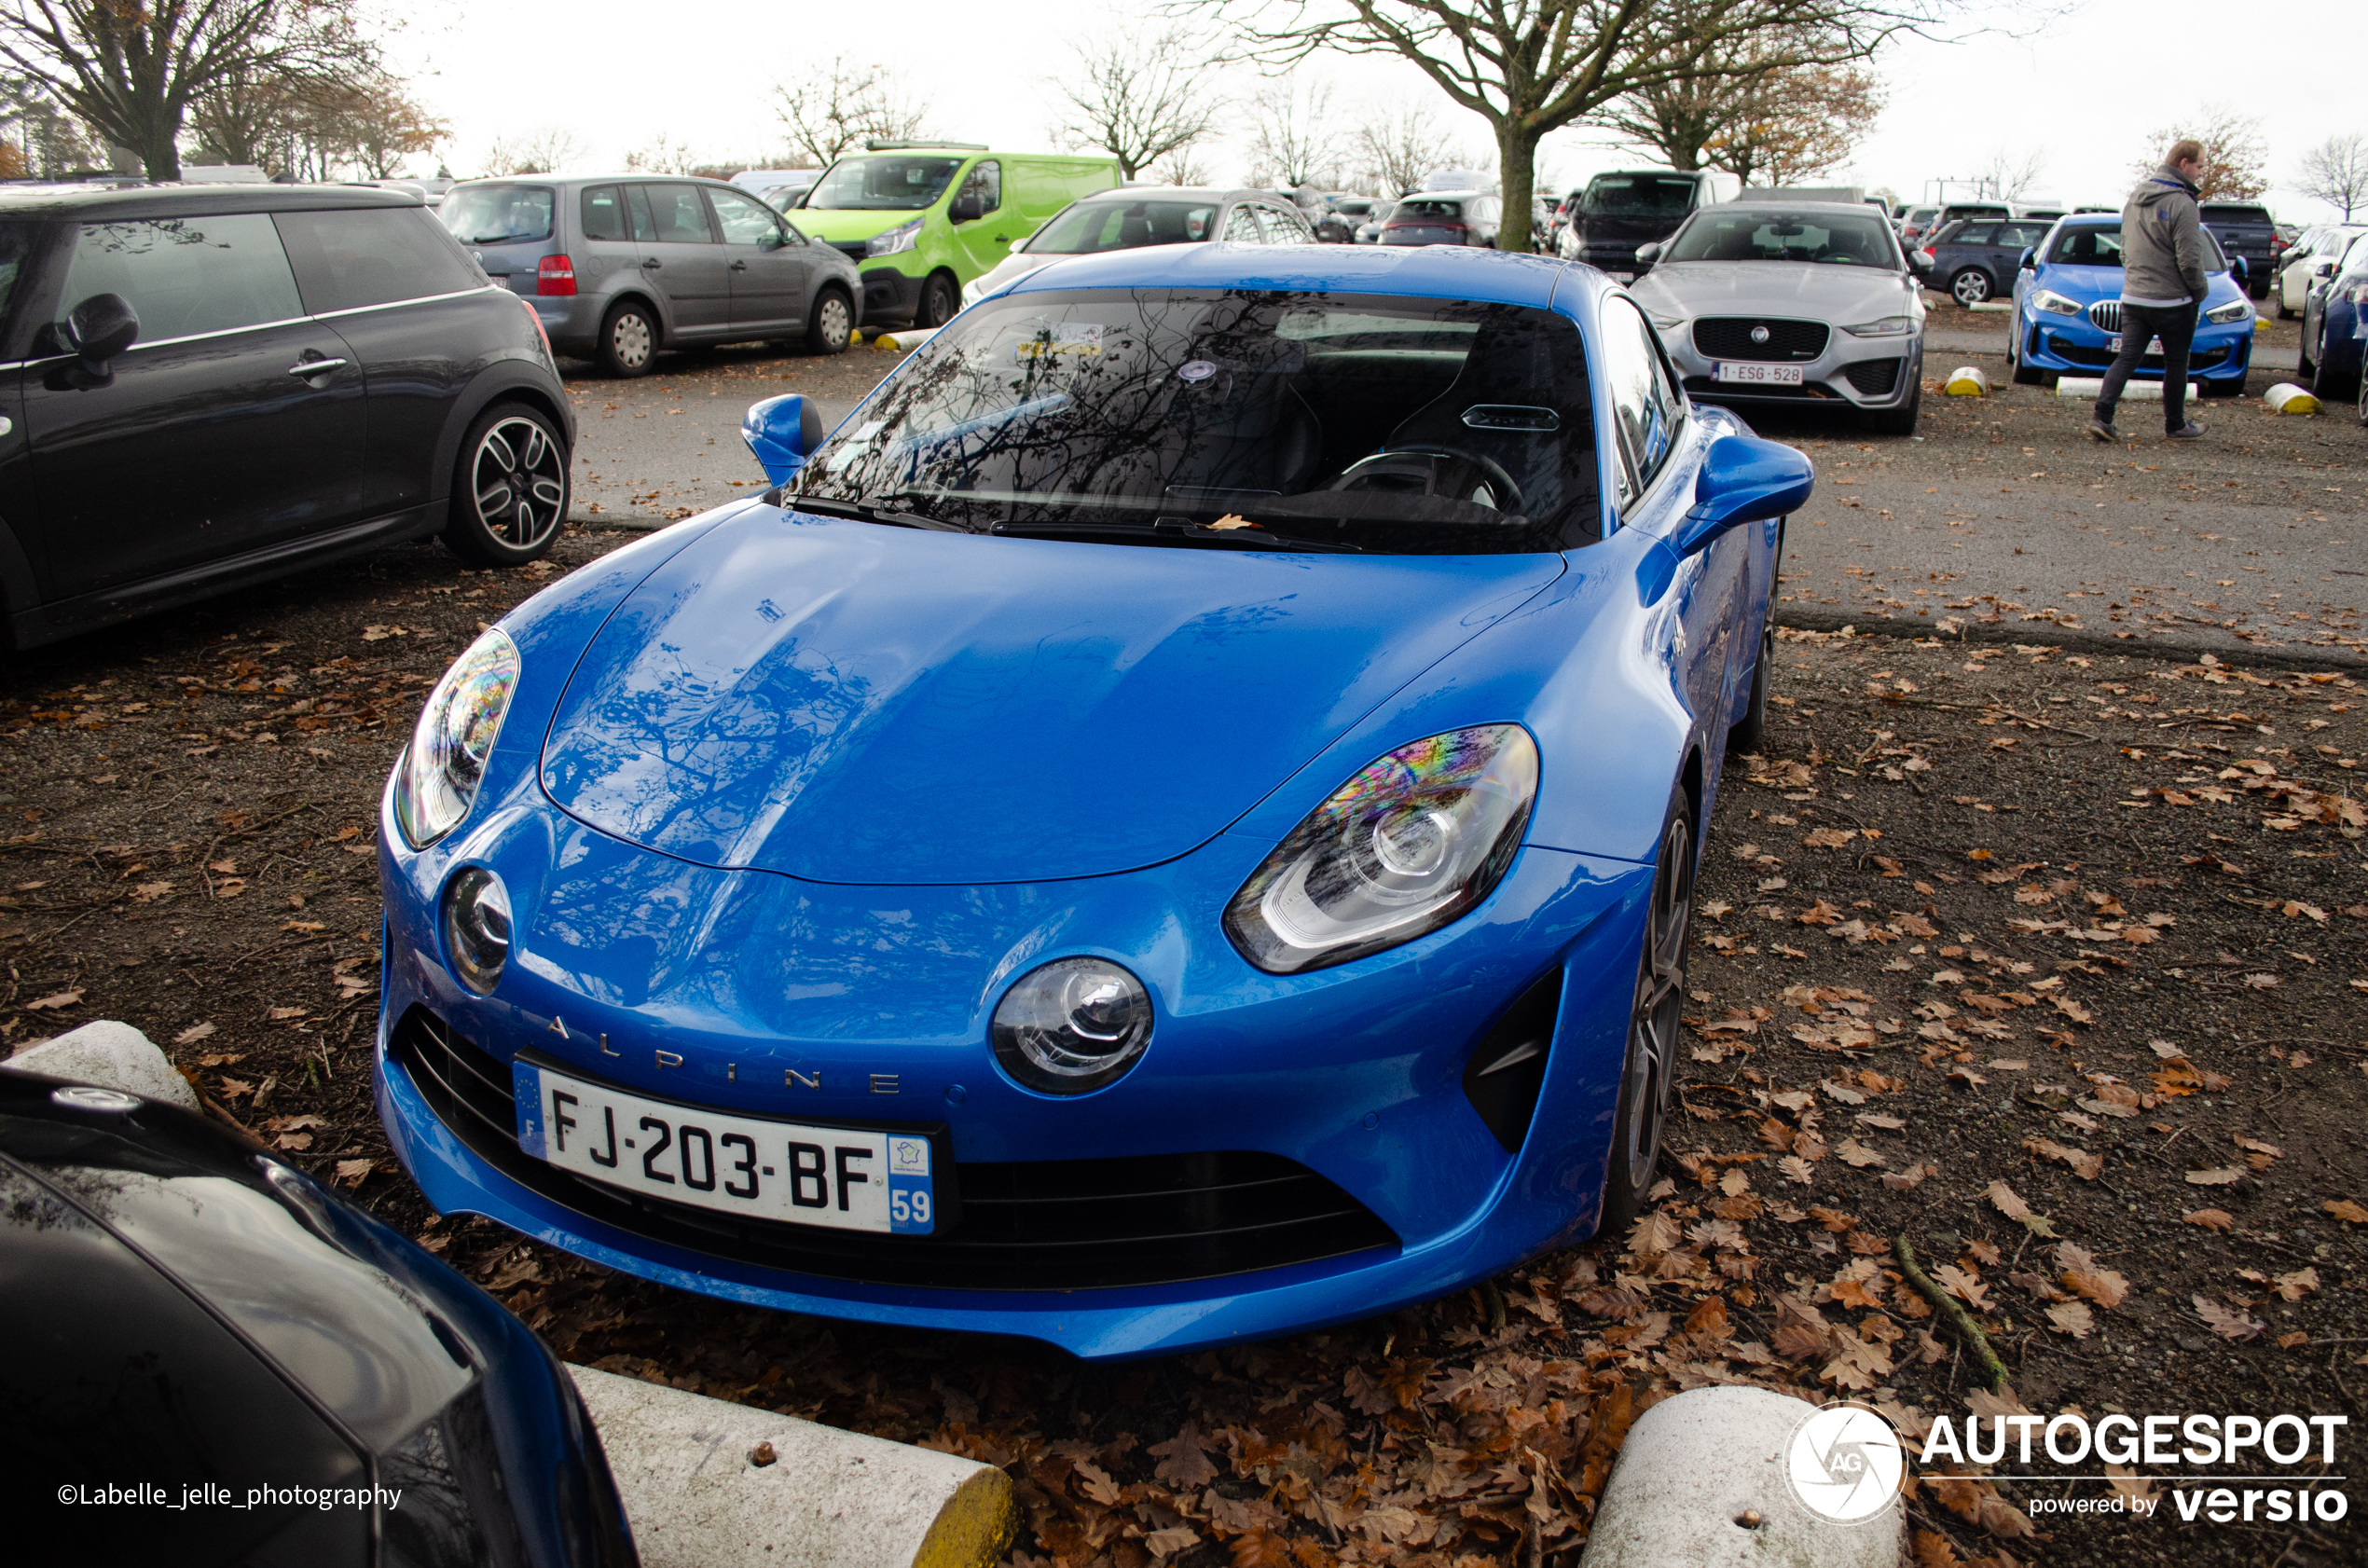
[2091,139,2210,443]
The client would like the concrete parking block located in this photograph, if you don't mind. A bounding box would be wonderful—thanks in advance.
[1581,1386,1904,1568]
[569,1364,1015,1568]
[2,1019,200,1110]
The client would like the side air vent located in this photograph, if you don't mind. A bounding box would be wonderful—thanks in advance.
[1460,970,1563,1153]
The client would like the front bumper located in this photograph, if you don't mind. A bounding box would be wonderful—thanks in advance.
[375,778,1654,1358]
[858,265,925,327]
[1660,317,1925,408]
[2016,312,2252,381]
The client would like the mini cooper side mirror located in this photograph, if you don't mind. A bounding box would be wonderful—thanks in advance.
[1672,434,1814,557]
[742,393,826,485]
[56,292,140,387]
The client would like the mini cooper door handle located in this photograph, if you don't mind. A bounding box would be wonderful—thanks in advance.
[288,357,348,378]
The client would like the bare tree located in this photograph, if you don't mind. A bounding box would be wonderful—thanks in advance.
[2296,131,2368,221]
[1699,61,1883,186]
[1245,79,1344,189]
[1048,25,1227,179]
[1150,144,1216,186]
[2133,106,2268,201]
[480,125,586,178]
[626,132,700,175]
[1973,144,2047,201]
[774,58,929,168]
[1354,99,1466,195]
[0,0,374,179]
[191,66,443,179]
[1186,0,1952,252]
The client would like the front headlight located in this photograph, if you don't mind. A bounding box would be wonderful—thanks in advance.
[392,628,519,849]
[1224,724,1539,975]
[866,217,923,257]
[2032,289,2083,316]
[1841,315,1917,337]
[2202,298,2253,324]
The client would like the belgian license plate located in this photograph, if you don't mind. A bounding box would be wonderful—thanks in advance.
[1714,363,1805,385]
[1611,270,1635,282]
[514,1063,936,1234]
[2107,335,2122,352]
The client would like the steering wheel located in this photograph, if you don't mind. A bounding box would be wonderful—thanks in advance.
[1329,445,1527,514]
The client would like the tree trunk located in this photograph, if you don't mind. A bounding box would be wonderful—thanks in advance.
[1496,124,1539,254]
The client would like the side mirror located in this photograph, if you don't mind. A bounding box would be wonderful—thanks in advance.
[56,293,140,386]
[948,194,983,224]
[2018,246,2037,271]
[2230,256,2248,283]
[2315,260,2336,278]
[741,393,826,486]
[1672,434,1814,557]
[1634,241,1663,267]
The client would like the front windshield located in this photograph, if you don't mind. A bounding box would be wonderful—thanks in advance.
[2046,224,2229,270]
[1665,211,1900,268]
[792,289,1600,554]
[1582,175,1699,217]
[804,155,965,211]
[1026,199,1220,254]
[440,184,555,245]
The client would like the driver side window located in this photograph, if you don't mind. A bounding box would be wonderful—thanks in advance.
[1598,299,1684,508]
[958,160,1001,215]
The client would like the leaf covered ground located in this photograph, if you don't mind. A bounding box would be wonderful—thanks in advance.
[0,537,2361,1568]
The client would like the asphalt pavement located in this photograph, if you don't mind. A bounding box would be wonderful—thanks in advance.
[558,309,2364,667]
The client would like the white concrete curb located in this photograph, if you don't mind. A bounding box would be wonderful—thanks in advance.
[2,1020,199,1110]
[1942,365,1989,396]
[1581,1387,1903,1567]
[2265,382,2321,415]
[569,1364,1015,1568]
[2054,376,2207,402]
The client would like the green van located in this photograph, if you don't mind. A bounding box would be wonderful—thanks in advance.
[790,143,1122,330]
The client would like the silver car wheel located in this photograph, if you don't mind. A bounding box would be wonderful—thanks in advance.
[818,295,850,345]
[470,417,566,551]
[1621,812,1694,1182]
[1952,268,1991,307]
[610,311,653,371]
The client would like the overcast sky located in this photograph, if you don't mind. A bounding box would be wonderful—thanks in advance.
[387,0,2359,220]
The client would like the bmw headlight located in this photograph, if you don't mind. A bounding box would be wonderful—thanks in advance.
[392,628,519,849]
[993,957,1153,1093]
[1842,315,1917,337]
[866,217,923,257]
[2203,297,2253,324]
[1225,725,1539,975]
[2032,289,2083,316]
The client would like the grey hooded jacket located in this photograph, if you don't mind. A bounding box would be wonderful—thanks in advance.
[2120,166,2210,306]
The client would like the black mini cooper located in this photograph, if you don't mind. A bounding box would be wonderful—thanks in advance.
[0,184,574,650]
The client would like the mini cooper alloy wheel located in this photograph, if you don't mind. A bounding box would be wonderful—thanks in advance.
[470,417,567,552]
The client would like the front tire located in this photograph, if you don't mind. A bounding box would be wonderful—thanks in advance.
[916,271,960,328]
[1728,616,1773,756]
[1601,791,1697,1232]
[2313,331,2360,403]
[443,403,568,568]
[597,301,659,378]
[1950,268,1992,307]
[1861,380,1921,435]
[2009,317,2043,384]
[805,287,853,355]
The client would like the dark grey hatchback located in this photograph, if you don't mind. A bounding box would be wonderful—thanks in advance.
[0,185,573,651]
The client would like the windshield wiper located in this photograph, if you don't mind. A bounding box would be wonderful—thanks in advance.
[465,232,546,244]
[992,519,1363,553]
[781,494,967,531]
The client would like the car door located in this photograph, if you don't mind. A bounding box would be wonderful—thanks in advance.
[705,185,805,335]
[632,183,730,337]
[949,160,1012,280]
[19,210,366,603]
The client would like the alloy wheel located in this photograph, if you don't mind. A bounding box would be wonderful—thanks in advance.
[1622,813,1695,1182]
[469,418,566,552]
[1953,268,1991,307]
[610,311,654,371]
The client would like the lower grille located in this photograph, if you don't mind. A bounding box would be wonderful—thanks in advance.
[1681,376,1839,400]
[2045,336,2231,371]
[391,1008,1398,1291]
[1694,317,1828,362]
[2086,299,2122,333]
[1842,358,1903,395]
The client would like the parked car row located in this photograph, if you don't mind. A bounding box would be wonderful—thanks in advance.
[2277,222,2366,319]
[2297,229,2368,404]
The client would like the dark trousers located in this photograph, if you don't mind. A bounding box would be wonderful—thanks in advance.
[2096,300,2197,432]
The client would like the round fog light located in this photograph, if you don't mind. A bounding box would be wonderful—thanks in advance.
[992,957,1153,1094]
[442,867,512,995]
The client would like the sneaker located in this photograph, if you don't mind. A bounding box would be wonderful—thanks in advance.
[2086,417,2121,442]
[2167,422,2206,440]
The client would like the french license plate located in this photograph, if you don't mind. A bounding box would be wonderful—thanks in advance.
[514,1063,936,1234]
[1714,363,1805,385]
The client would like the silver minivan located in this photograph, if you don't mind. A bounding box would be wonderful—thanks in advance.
[441,175,864,377]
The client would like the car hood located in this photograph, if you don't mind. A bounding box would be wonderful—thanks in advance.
[538,510,1565,884]
[2032,264,2248,310]
[1631,262,1919,321]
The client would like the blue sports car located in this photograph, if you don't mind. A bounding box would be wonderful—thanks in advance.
[373,244,1810,1359]
[2006,213,2257,393]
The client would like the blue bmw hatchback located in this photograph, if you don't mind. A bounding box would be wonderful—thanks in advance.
[2006,213,2257,392]
[373,244,1810,1359]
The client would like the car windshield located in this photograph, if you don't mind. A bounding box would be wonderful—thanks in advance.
[792,288,1600,554]
[804,155,965,211]
[1581,175,1699,217]
[1026,199,1221,253]
[440,184,555,245]
[2046,224,2230,270]
[1665,211,1899,268]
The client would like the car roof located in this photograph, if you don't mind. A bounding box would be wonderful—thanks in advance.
[1702,200,1890,216]
[1078,187,1273,202]
[446,172,737,188]
[0,182,424,219]
[1003,241,1565,309]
